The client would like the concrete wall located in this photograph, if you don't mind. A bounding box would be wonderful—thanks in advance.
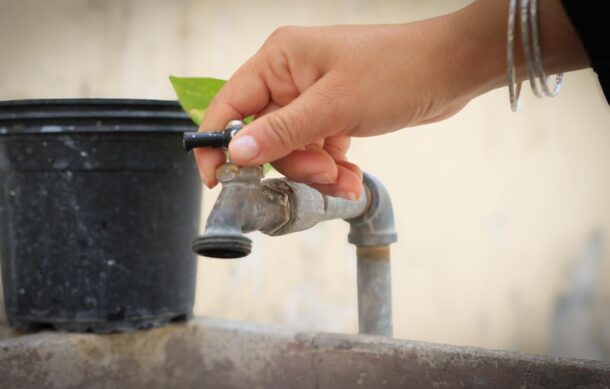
[1,0,610,359]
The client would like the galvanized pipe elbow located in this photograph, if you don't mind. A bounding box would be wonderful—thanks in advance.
[347,173,398,247]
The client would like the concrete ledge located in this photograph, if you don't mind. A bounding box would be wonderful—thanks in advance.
[1,316,609,388]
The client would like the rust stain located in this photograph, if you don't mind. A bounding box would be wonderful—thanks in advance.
[356,246,390,261]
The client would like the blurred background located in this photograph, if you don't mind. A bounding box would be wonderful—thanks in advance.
[1,0,609,360]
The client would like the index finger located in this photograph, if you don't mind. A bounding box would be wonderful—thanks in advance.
[194,59,271,187]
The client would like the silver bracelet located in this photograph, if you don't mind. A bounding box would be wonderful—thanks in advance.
[529,0,563,97]
[507,0,522,112]
[520,0,546,97]
[507,0,564,110]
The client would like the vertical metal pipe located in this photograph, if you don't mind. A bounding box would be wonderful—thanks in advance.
[357,246,392,337]
[348,174,396,337]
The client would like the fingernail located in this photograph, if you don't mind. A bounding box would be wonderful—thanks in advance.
[309,173,335,184]
[335,191,357,201]
[230,135,260,162]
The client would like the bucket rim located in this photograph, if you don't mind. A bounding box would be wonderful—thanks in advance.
[0,98,195,135]
[0,98,184,107]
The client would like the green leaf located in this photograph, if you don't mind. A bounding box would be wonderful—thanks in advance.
[169,76,226,125]
[187,108,206,125]
[263,163,274,174]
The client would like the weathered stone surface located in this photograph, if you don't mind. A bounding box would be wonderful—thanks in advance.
[1,317,609,389]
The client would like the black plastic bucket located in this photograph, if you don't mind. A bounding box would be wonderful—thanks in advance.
[0,99,201,332]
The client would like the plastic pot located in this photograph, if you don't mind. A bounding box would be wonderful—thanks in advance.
[0,99,200,332]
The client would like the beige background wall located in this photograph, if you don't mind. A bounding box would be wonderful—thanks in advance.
[2,0,610,359]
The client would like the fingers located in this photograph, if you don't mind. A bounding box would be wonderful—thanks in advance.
[271,144,338,184]
[195,60,271,188]
[194,54,359,199]
[255,102,363,199]
[310,162,363,201]
[193,149,226,188]
[228,74,347,166]
[272,137,363,200]
[335,159,364,184]
[318,136,363,199]
[322,135,350,161]
[202,59,270,130]
[274,151,363,200]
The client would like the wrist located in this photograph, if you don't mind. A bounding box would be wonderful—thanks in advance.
[446,0,588,99]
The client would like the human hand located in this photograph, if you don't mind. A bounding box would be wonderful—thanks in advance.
[195,0,587,199]
[195,24,466,200]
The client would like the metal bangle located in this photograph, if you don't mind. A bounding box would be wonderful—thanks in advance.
[507,0,522,112]
[529,0,563,97]
[519,0,546,98]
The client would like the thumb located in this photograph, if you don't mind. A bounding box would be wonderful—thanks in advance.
[228,76,345,165]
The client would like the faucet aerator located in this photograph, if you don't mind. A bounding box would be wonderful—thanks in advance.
[192,235,252,259]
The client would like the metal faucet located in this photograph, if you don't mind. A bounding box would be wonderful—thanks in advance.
[184,121,397,336]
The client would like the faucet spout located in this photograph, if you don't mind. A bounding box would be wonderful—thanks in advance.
[192,163,289,258]
[193,162,372,258]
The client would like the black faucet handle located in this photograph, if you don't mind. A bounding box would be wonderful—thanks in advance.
[183,120,244,152]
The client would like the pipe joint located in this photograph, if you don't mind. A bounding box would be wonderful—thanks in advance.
[347,173,398,247]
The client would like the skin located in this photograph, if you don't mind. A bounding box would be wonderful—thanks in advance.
[196,0,589,200]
